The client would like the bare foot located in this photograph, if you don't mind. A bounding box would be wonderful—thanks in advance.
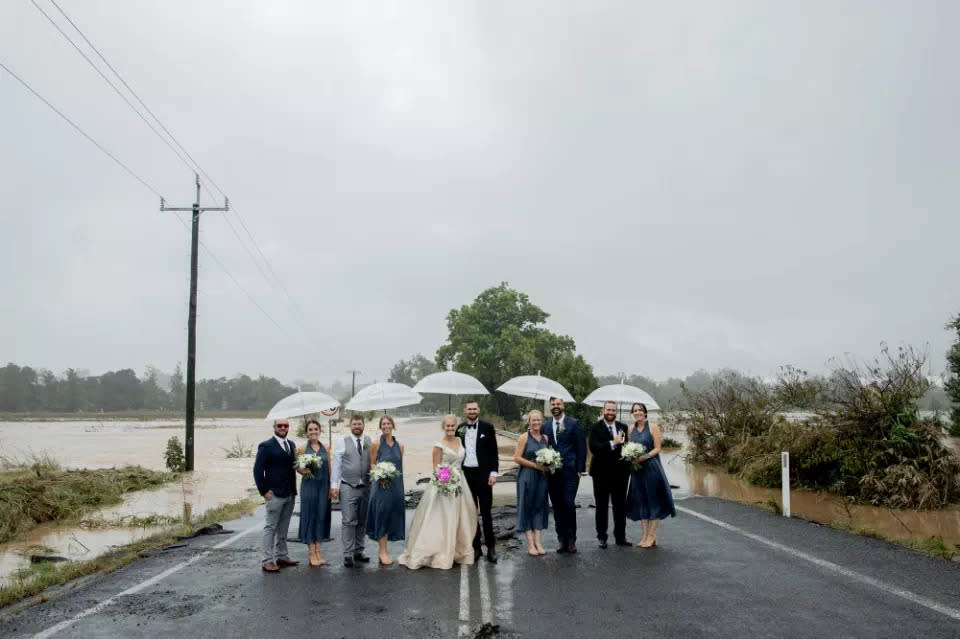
[379,553,393,565]
[635,537,648,548]
[316,555,328,565]
[535,544,547,555]
[527,545,539,556]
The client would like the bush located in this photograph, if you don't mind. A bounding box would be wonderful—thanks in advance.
[164,436,185,472]
[222,435,254,459]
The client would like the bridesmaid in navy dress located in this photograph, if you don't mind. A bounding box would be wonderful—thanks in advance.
[297,419,331,566]
[512,410,550,556]
[366,415,405,565]
[625,403,675,548]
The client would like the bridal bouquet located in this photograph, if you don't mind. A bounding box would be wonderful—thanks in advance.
[621,442,647,469]
[535,447,563,474]
[431,464,463,497]
[369,461,400,489]
[296,452,323,478]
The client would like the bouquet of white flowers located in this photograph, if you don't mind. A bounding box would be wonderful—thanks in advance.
[621,442,647,468]
[369,461,400,488]
[295,452,323,478]
[534,447,563,474]
[431,463,463,497]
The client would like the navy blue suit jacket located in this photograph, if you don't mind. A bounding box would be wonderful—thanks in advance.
[544,415,586,478]
[253,437,298,498]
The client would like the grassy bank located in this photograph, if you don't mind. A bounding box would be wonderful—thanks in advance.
[0,497,260,609]
[0,459,176,544]
[0,410,265,422]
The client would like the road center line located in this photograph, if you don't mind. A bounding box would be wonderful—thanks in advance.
[676,505,960,622]
[458,563,471,638]
[477,560,493,625]
[32,522,261,639]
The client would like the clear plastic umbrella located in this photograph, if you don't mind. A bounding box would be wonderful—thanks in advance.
[344,382,422,412]
[582,383,660,410]
[412,371,489,411]
[496,374,575,403]
[265,391,340,421]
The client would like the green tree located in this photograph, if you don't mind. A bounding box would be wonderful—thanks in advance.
[142,366,169,410]
[435,283,596,418]
[169,363,185,410]
[946,314,960,436]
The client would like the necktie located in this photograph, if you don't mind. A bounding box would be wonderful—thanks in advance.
[356,438,362,455]
[609,424,616,440]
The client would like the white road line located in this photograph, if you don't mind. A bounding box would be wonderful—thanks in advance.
[458,563,471,638]
[477,560,493,625]
[32,523,261,639]
[494,560,514,627]
[676,505,960,622]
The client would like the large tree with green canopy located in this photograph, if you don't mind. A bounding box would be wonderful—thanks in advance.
[435,283,598,423]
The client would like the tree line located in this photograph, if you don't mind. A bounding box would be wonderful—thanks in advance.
[0,363,297,413]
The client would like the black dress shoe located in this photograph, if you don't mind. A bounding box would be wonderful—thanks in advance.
[486,550,499,564]
[343,556,355,567]
[354,553,371,563]
[556,545,570,554]
[615,539,631,547]
[474,548,482,563]
[598,540,608,549]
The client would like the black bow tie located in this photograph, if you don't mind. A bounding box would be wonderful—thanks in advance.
[467,424,478,430]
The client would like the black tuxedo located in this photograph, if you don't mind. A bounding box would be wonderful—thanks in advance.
[459,420,499,552]
[253,437,298,498]
[588,420,630,542]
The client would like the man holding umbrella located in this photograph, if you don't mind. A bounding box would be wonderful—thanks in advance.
[544,397,586,553]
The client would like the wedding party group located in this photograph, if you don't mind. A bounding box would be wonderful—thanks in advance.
[251,398,675,573]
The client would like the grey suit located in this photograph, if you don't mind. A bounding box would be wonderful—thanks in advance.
[334,434,372,556]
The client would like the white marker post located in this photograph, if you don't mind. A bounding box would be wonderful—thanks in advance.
[781,452,791,518]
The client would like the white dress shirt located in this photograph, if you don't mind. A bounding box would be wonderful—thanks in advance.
[274,435,292,455]
[330,435,365,486]
[549,416,564,443]
[463,420,498,478]
[604,420,619,449]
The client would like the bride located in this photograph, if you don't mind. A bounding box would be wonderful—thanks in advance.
[398,415,478,569]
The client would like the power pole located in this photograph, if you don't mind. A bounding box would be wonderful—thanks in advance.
[161,173,228,471]
[347,370,361,397]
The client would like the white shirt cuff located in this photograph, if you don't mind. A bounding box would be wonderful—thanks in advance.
[609,442,616,449]
[489,472,498,478]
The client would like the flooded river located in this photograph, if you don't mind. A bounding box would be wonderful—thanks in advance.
[1,417,958,585]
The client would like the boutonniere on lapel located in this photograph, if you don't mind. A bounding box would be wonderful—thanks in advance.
[456,425,466,438]
[557,423,566,436]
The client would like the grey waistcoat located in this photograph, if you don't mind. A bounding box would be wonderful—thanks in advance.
[340,434,371,488]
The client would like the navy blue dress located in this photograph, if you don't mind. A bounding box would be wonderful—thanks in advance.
[626,423,676,521]
[298,442,331,544]
[366,435,406,541]
[516,432,550,532]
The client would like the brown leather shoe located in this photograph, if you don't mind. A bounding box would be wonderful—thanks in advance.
[262,562,280,572]
[276,559,299,567]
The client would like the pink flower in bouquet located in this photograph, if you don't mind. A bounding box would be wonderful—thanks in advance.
[437,466,451,483]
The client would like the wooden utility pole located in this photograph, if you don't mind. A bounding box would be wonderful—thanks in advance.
[161,173,228,471]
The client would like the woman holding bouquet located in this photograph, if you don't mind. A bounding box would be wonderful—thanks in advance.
[625,403,676,548]
[366,415,405,565]
[513,410,550,556]
[398,415,478,570]
[297,419,331,566]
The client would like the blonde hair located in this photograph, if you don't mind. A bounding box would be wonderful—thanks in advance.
[441,414,458,429]
[527,409,544,427]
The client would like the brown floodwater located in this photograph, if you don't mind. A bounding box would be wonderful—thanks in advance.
[1,418,957,584]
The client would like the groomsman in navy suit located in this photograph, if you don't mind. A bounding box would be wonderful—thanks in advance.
[253,419,299,572]
[543,397,586,553]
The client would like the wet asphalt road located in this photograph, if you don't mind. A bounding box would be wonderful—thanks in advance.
[1,495,959,639]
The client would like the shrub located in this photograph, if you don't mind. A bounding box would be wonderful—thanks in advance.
[164,436,185,473]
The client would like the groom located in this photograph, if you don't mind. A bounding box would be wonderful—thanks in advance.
[588,401,631,548]
[459,401,499,563]
[543,397,586,553]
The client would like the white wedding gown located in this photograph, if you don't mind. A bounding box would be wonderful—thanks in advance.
[398,441,478,570]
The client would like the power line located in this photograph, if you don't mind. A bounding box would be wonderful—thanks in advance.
[29,0,197,177]
[42,0,313,329]
[0,60,164,198]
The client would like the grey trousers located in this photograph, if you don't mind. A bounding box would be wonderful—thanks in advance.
[262,494,294,564]
[340,483,369,556]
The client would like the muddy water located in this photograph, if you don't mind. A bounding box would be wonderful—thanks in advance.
[658,428,960,549]
[0,416,516,584]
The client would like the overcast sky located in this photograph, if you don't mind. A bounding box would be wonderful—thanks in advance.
[2,1,958,387]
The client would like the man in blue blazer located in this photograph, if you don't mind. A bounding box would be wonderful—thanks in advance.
[543,397,586,553]
[253,419,299,572]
